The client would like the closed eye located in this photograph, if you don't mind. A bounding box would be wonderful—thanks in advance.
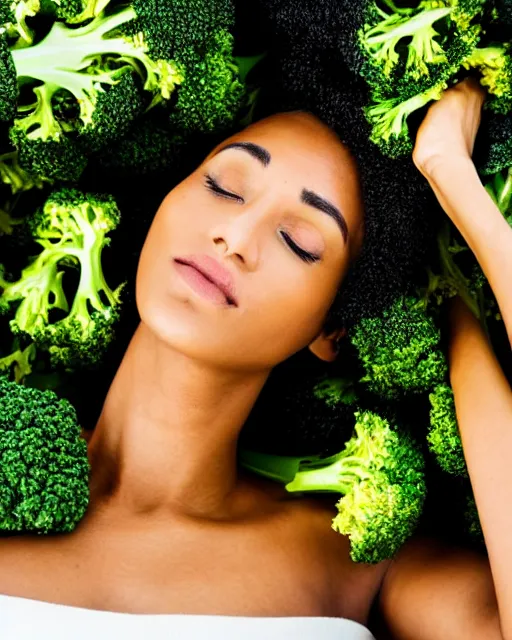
[204,174,244,203]
[280,231,321,264]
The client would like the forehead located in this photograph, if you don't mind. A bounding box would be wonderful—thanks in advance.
[211,112,359,198]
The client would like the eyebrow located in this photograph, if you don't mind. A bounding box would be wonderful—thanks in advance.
[217,142,271,167]
[301,189,349,243]
[216,141,348,242]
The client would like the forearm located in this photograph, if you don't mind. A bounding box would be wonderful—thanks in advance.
[449,305,512,639]
[426,159,512,346]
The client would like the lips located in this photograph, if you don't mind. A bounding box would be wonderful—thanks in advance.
[173,255,238,307]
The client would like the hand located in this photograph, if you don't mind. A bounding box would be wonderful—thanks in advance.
[413,78,485,180]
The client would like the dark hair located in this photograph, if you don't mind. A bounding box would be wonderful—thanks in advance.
[239,2,439,455]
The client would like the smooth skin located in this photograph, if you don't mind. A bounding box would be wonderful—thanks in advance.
[0,82,510,639]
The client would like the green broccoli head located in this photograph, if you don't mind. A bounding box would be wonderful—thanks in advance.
[350,295,448,399]
[170,30,245,133]
[365,80,447,158]
[358,4,452,82]
[40,0,111,23]
[130,0,234,64]
[286,411,426,563]
[0,150,49,194]
[9,84,88,182]
[0,342,36,382]
[428,383,468,476]
[0,377,89,533]
[1,188,124,370]
[0,34,18,122]
[465,45,512,114]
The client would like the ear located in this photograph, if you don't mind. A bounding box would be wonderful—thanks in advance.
[308,328,346,363]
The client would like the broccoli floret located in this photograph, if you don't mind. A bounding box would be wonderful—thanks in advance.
[350,295,447,399]
[130,0,234,65]
[432,219,489,318]
[365,80,447,158]
[169,30,245,133]
[464,45,512,113]
[0,341,36,382]
[359,4,452,81]
[428,383,468,476]
[96,117,186,175]
[0,376,89,532]
[0,188,124,369]
[9,84,88,182]
[1,4,185,172]
[0,0,40,46]
[239,410,426,563]
[0,34,17,122]
[40,0,111,23]
[0,149,49,193]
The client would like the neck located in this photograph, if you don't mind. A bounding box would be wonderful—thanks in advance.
[88,322,269,518]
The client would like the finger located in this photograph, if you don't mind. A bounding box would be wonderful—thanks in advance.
[458,77,486,101]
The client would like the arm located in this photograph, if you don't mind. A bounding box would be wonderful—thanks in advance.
[413,79,512,347]
[378,305,511,639]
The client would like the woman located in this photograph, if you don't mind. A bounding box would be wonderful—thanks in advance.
[0,79,509,640]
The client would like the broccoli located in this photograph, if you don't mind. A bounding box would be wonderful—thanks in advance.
[130,0,235,66]
[427,219,494,320]
[0,376,89,532]
[0,341,36,382]
[0,0,40,46]
[239,410,426,563]
[359,4,452,81]
[96,117,186,175]
[357,0,484,87]
[9,84,88,182]
[0,149,48,194]
[428,383,468,476]
[39,0,111,23]
[169,30,245,133]
[349,295,447,399]
[365,80,447,157]
[464,44,512,113]
[485,167,512,222]
[0,188,124,369]
[0,4,186,177]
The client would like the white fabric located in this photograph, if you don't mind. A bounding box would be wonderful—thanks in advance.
[0,593,375,639]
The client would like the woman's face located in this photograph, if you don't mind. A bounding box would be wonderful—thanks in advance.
[136,112,364,371]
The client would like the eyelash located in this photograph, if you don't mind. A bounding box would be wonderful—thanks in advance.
[204,173,321,265]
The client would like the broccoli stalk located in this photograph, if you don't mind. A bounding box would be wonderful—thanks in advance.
[360,5,451,78]
[239,411,426,564]
[0,149,48,193]
[0,188,124,369]
[10,6,184,110]
[365,80,446,157]
[0,341,36,382]
[9,84,88,182]
[485,168,512,223]
[0,0,40,46]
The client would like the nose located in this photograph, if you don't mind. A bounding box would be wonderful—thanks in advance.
[209,209,262,270]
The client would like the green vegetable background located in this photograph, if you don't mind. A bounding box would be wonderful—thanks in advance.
[0,0,510,565]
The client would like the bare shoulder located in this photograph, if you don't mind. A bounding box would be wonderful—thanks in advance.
[378,537,501,640]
